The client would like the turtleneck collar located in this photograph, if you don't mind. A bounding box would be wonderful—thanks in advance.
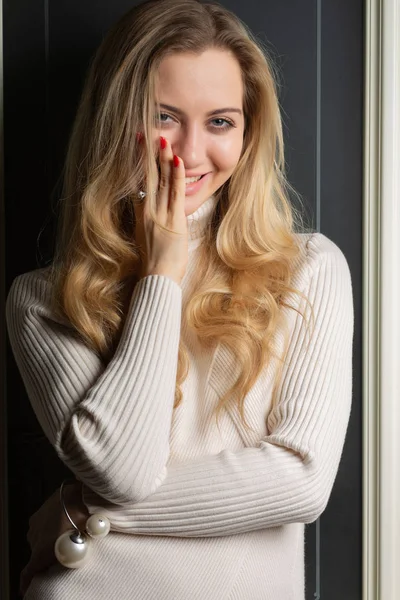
[187,195,218,249]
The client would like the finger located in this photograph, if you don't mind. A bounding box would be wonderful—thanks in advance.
[169,154,186,216]
[134,129,150,188]
[26,544,56,574]
[20,564,34,597]
[19,562,45,598]
[133,133,158,221]
[27,529,39,551]
[20,546,56,595]
[26,528,33,547]
[20,566,31,597]
[157,136,173,216]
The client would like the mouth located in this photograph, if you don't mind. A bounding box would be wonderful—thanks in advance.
[184,172,211,196]
[184,173,208,183]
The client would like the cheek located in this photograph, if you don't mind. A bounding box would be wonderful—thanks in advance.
[212,136,243,173]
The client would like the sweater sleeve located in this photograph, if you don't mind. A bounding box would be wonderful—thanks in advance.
[82,237,354,536]
[5,271,182,505]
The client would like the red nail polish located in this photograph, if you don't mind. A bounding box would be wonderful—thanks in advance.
[160,136,167,150]
[173,155,180,167]
[136,132,143,143]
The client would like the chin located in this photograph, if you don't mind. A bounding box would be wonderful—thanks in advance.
[184,196,207,217]
[184,203,198,217]
[184,186,219,216]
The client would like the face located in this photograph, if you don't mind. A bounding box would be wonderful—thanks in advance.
[153,48,245,216]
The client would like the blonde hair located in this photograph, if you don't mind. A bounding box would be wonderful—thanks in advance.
[48,0,316,433]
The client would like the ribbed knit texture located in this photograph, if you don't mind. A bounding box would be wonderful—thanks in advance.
[5,194,354,599]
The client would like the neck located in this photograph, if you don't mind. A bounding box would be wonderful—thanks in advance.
[187,195,218,250]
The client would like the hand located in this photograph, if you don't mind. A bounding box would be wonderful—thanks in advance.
[19,483,89,597]
[134,135,188,286]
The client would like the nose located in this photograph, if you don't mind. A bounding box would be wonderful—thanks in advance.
[171,122,207,171]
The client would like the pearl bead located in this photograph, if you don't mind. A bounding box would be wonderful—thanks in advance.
[85,514,111,538]
[54,529,93,568]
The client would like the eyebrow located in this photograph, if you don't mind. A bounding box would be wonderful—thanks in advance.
[157,103,243,117]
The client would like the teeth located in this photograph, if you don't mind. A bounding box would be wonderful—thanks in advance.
[185,175,202,184]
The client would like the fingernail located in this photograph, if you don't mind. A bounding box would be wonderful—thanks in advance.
[173,155,180,167]
[136,132,143,143]
[160,136,167,150]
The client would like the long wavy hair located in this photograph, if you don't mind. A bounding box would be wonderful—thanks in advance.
[48,0,316,433]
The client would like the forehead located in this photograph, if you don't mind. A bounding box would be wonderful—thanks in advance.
[155,49,244,109]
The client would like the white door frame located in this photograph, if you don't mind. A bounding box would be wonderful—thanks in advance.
[363,0,400,598]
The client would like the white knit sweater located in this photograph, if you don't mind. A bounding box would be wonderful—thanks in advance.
[5,194,354,599]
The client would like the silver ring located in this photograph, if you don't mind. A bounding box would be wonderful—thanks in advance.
[137,190,158,200]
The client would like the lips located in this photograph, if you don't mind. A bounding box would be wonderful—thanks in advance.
[184,172,211,196]
[185,173,206,179]
[185,175,203,183]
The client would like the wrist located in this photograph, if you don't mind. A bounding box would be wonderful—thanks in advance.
[148,273,182,285]
[142,267,182,285]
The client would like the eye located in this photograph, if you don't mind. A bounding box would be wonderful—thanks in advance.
[155,112,235,131]
[155,112,173,124]
[209,118,235,131]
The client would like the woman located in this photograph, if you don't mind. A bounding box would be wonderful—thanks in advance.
[5,0,354,598]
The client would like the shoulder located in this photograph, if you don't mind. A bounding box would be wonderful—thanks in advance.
[291,233,354,326]
[7,265,52,305]
[293,231,352,284]
[6,265,70,328]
